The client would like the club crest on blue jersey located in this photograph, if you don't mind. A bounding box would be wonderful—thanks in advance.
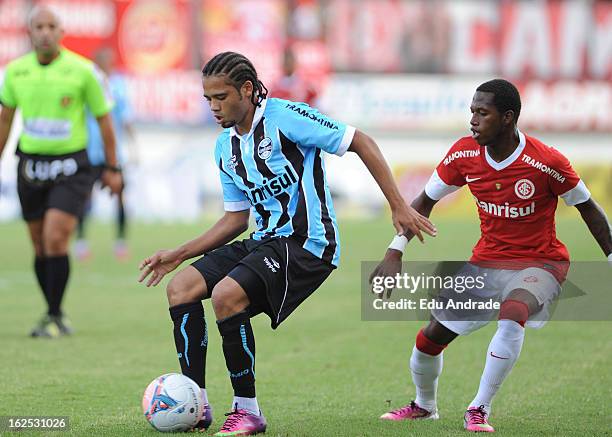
[257,137,273,160]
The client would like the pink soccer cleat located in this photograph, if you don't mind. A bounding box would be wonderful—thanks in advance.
[464,405,495,432]
[114,240,130,261]
[74,239,92,261]
[380,400,439,421]
[214,408,267,436]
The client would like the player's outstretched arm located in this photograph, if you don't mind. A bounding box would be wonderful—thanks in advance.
[138,210,250,287]
[369,191,438,297]
[0,105,16,160]
[348,130,437,242]
[574,198,612,263]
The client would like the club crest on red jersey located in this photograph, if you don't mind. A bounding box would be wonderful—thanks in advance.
[514,178,535,199]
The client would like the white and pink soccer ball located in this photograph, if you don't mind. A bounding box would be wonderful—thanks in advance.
[142,373,203,432]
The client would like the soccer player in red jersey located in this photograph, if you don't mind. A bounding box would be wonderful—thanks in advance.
[372,79,611,432]
[270,47,318,106]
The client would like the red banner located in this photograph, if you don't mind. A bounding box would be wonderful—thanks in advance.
[60,0,194,74]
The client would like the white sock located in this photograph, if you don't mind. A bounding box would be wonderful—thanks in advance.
[233,396,259,415]
[470,319,525,414]
[200,388,209,405]
[410,346,443,412]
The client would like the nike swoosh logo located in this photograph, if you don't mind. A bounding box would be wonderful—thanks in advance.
[466,176,481,183]
[490,352,509,360]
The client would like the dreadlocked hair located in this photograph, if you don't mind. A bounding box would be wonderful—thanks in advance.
[202,52,268,107]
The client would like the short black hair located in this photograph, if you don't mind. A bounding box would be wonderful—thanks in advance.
[476,79,521,122]
[202,52,268,107]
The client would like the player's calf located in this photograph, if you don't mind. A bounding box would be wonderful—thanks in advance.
[467,299,527,428]
[381,326,451,421]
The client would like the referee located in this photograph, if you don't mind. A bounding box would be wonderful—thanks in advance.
[0,6,122,337]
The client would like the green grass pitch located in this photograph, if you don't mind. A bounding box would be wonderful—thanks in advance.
[0,214,609,436]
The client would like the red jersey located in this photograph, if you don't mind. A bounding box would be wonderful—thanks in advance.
[425,131,591,265]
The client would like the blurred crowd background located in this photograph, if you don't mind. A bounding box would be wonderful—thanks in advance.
[0,0,610,224]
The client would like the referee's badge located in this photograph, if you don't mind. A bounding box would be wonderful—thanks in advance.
[257,137,273,160]
[60,95,73,107]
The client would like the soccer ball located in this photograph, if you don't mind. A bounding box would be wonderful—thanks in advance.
[142,373,203,432]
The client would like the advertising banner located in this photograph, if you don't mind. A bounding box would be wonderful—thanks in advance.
[320,75,612,132]
[113,0,192,74]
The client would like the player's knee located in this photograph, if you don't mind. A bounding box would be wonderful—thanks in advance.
[167,267,208,306]
[499,299,529,326]
[166,278,183,306]
[422,320,458,348]
[211,279,248,319]
[43,228,69,255]
[210,283,232,316]
[167,275,195,306]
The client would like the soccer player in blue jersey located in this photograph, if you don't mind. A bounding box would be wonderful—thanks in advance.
[138,51,436,436]
[75,47,135,261]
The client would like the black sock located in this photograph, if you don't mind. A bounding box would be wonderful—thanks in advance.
[117,200,126,240]
[78,198,91,239]
[46,255,70,316]
[217,311,256,398]
[169,302,208,388]
[76,216,85,239]
[34,256,50,309]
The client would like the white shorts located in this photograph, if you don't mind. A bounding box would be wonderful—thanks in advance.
[433,263,561,336]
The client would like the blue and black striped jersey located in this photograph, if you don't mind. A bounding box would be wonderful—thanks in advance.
[214,98,355,266]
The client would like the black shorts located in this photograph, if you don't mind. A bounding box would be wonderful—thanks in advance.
[91,164,105,182]
[17,149,95,221]
[191,237,335,329]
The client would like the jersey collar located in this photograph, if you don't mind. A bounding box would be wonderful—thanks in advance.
[229,97,268,138]
[484,130,526,171]
[36,47,63,67]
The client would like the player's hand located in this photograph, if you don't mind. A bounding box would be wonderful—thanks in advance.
[101,169,123,195]
[369,249,403,298]
[392,203,436,243]
[138,249,183,287]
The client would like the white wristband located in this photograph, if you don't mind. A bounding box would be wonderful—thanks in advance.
[608,253,612,266]
[388,235,408,253]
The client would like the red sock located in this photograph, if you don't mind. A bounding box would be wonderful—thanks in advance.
[415,329,447,356]
[499,299,529,327]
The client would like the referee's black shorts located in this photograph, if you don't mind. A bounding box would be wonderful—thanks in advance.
[191,237,335,328]
[16,149,95,221]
